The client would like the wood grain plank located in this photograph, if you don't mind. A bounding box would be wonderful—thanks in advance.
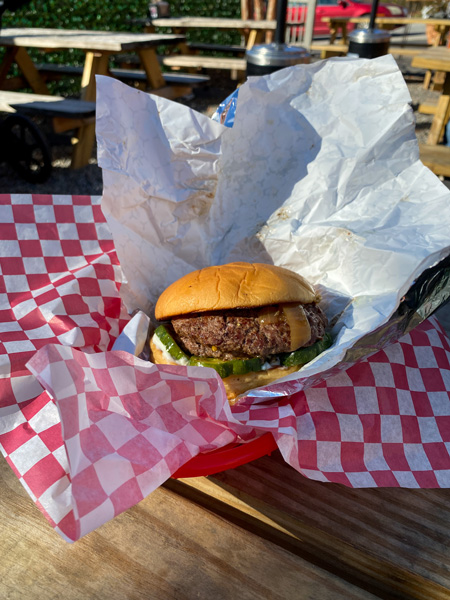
[13,47,49,95]
[138,48,166,89]
[0,91,95,118]
[166,452,450,600]
[419,144,450,177]
[0,28,185,52]
[162,54,246,71]
[150,17,277,30]
[0,456,378,600]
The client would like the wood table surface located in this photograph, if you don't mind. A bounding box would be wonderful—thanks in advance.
[0,27,186,52]
[139,16,277,50]
[0,28,186,169]
[3,446,450,599]
[0,453,377,600]
[149,17,277,31]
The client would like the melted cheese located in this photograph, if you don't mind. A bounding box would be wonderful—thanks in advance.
[257,304,311,352]
[257,306,282,325]
[282,304,311,351]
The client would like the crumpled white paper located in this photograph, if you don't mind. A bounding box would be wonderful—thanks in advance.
[96,56,450,398]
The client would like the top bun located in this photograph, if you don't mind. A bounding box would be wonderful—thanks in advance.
[155,262,319,320]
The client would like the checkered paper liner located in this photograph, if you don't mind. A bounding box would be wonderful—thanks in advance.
[2,195,450,542]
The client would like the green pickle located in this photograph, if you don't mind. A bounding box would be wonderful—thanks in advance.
[280,333,333,368]
[154,325,189,363]
[155,322,332,376]
[188,356,263,378]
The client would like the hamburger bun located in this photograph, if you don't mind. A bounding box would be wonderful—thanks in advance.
[155,262,319,320]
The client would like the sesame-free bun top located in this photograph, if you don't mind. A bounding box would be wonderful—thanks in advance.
[155,262,319,320]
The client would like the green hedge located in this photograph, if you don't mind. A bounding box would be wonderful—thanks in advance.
[2,0,242,39]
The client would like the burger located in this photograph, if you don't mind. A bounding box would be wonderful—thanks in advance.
[149,262,331,403]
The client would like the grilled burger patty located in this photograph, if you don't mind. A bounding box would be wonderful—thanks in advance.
[171,304,328,361]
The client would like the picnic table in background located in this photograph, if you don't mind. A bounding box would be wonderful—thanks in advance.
[144,16,278,49]
[0,28,188,168]
[312,16,449,60]
[322,16,450,45]
[133,16,278,79]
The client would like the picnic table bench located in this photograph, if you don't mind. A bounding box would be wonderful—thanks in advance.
[0,90,96,135]
[136,16,278,79]
[31,62,210,92]
[0,28,193,168]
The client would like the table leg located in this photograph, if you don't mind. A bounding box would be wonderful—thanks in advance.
[329,22,338,45]
[80,51,110,102]
[137,48,166,89]
[424,25,450,90]
[0,48,19,88]
[138,48,196,99]
[5,47,49,95]
[71,51,110,169]
[245,29,265,50]
[265,0,277,43]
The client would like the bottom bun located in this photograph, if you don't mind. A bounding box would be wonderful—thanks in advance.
[150,338,298,405]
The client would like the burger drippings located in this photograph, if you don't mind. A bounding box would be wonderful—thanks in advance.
[171,303,327,361]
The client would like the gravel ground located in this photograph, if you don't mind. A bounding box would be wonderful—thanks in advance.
[1,55,449,335]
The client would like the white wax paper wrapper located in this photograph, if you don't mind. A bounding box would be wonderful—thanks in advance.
[96,56,450,399]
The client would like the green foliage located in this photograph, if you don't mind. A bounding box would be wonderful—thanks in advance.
[3,0,148,32]
[2,0,242,32]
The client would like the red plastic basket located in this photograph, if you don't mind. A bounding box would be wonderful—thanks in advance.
[172,432,278,478]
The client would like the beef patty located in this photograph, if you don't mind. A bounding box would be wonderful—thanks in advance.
[171,304,327,360]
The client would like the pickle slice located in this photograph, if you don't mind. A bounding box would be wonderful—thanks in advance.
[230,357,264,375]
[188,357,234,378]
[188,356,263,378]
[280,333,333,368]
[154,324,189,363]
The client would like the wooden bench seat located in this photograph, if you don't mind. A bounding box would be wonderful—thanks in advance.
[309,43,348,58]
[188,42,247,55]
[419,143,450,177]
[0,90,95,120]
[0,90,97,169]
[109,67,210,86]
[35,63,210,88]
[161,54,246,75]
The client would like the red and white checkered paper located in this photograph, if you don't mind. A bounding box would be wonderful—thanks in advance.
[2,194,450,542]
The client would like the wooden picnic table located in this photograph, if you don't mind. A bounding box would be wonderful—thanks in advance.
[134,16,280,78]
[136,16,277,50]
[0,28,187,168]
[322,16,450,46]
[3,447,450,599]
